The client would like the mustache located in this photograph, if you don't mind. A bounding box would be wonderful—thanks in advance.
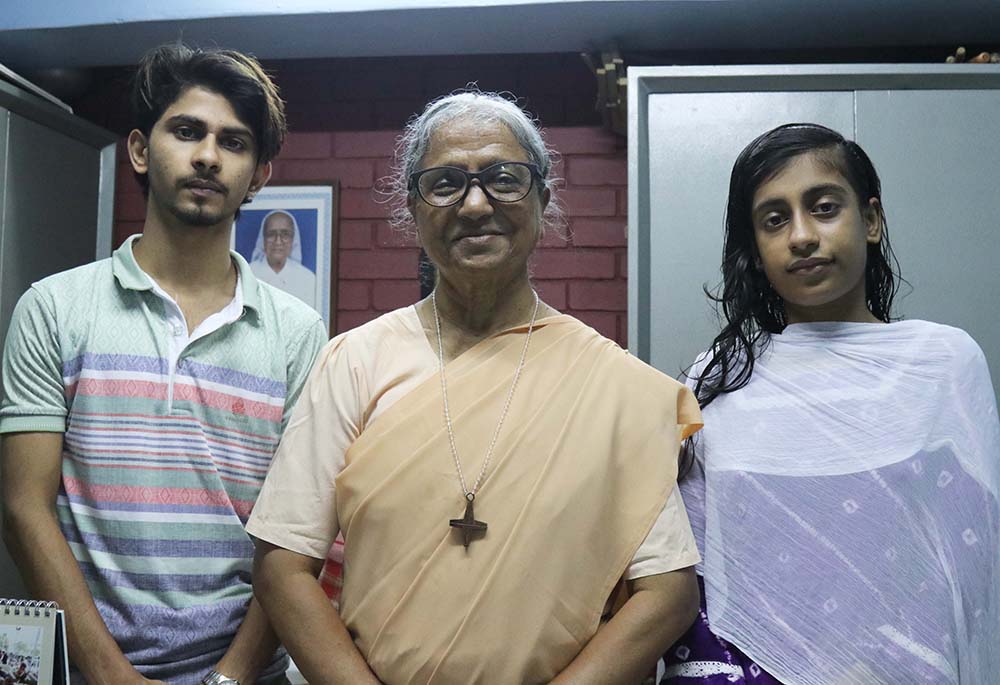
[179,175,228,195]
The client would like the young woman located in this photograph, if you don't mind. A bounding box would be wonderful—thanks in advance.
[663,123,999,685]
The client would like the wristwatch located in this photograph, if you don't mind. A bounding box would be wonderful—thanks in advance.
[201,671,241,685]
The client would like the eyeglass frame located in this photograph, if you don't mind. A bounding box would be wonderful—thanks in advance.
[263,229,295,243]
[407,161,546,208]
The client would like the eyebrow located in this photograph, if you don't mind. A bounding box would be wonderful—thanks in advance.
[164,114,255,140]
[752,182,849,215]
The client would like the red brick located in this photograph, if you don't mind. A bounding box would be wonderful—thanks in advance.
[560,188,617,217]
[571,311,618,341]
[373,280,421,310]
[617,188,629,217]
[115,192,147,222]
[548,158,566,184]
[533,280,567,310]
[271,159,374,188]
[337,281,370,310]
[116,160,140,186]
[339,221,373,249]
[340,188,390,219]
[567,156,627,186]
[278,132,332,159]
[373,157,396,183]
[568,280,626,311]
[114,221,144,247]
[375,222,419,248]
[339,249,419,280]
[336,310,379,333]
[334,131,401,159]
[617,251,628,278]
[570,218,626,247]
[538,228,569,248]
[530,249,616,279]
[546,127,620,155]
[617,315,629,348]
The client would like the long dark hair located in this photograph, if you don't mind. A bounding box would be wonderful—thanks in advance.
[679,123,902,477]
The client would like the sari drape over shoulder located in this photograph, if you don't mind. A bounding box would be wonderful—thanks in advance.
[329,315,701,685]
[681,320,1000,685]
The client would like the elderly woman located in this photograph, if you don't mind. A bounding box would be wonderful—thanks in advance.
[249,209,318,307]
[247,91,701,685]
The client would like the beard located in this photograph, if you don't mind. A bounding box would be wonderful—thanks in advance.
[167,201,228,227]
[145,158,237,229]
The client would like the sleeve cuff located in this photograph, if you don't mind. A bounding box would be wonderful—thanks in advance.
[0,415,66,434]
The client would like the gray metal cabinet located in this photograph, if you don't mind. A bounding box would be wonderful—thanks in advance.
[628,65,1000,401]
[0,79,117,597]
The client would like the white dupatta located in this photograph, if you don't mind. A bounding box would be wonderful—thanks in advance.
[682,320,999,685]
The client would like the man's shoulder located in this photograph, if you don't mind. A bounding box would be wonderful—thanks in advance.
[17,259,116,321]
[254,280,324,328]
[31,258,113,297]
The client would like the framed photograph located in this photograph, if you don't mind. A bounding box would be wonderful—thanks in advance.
[232,182,338,333]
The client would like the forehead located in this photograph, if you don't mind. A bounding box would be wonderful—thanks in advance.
[754,151,852,202]
[157,85,250,132]
[420,117,530,169]
[264,214,294,231]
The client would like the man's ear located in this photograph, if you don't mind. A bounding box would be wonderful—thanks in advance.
[245,161,272,203]
[127,129,149,176]
[865,197,883,245]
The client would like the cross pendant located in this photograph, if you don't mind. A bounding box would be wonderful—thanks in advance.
[449,493,487,548]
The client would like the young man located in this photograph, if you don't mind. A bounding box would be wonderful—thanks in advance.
[0,45,326,685]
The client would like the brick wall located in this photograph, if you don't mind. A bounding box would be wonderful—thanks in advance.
[105,53,628,345]
[113,126,628,344]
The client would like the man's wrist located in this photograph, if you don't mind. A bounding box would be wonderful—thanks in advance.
[201,671,241,685]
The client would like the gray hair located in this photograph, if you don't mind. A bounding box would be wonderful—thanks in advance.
[384,88,564,235]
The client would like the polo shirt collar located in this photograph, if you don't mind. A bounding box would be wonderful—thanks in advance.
[112,234,263,314]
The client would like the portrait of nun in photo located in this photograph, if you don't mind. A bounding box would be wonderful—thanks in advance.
[250,209,318,308]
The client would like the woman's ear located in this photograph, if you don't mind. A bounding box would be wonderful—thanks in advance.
[865,198,883,245]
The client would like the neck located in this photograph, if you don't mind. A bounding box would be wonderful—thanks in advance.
[432,272,538,336]
[267,256,287,273]
[783,281,881,325]
[133,199,235,294]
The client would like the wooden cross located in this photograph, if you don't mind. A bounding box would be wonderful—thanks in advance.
[449,494,487,548]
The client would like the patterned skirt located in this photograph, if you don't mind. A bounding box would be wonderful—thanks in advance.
[662,580,784,685]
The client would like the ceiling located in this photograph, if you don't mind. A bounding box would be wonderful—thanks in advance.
[2,0,997,72]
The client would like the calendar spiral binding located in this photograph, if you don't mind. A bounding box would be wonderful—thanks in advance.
[0,598,60,617]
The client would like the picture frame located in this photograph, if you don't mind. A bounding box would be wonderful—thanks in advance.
[232,182,339,334]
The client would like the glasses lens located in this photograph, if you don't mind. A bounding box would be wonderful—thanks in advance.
[482,163,533,202]
[418,168,467,207]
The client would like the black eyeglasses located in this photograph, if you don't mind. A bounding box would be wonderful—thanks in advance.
[408,161,544,208]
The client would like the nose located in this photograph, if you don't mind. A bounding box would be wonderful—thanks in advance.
[787,210,819,254]
[456,181,494,220]
[192,136,221,172]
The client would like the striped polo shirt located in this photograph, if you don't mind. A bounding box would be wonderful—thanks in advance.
[0,236,326,684]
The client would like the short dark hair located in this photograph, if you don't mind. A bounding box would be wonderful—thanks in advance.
[131,43,287,191]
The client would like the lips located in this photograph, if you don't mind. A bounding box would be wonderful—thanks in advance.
[184,178,226,195]
[787,257,832,273]
[453,229,503,241]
